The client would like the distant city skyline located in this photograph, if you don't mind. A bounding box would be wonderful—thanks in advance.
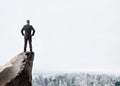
[0,0,120,74]
[32,73,119,86]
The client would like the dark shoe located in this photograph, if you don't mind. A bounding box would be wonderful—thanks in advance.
[30,50,32,52]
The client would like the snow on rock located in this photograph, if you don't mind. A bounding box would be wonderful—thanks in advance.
[0,52,34,86]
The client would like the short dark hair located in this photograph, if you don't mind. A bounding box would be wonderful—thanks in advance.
[26,20,30,24]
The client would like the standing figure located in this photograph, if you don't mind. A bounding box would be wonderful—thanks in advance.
[21,20,35,52]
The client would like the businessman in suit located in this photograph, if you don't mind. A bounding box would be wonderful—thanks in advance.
[21,20,35,52]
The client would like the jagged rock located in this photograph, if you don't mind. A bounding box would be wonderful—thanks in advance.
[0,52,34,86]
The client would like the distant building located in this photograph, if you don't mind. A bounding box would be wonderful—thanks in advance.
[115,81,120,86]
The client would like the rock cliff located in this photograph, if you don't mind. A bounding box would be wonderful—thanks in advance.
[0,52,34,86]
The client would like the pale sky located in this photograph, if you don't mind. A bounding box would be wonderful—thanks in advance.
[0,0,120,74]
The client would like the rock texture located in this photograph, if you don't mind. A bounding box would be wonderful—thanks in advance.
[0,52,34,86]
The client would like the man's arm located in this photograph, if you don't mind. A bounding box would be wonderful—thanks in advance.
[31,26,35,36]
[21,26,25,36]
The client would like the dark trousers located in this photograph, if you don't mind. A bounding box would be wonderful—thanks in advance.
[24,37,32,52]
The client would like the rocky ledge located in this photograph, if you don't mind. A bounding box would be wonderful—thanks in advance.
[0,52,34,86]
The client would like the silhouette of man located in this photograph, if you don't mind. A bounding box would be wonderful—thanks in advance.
[21,20,35,52]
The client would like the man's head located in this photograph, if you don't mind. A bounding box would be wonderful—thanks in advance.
[26,20,30,24]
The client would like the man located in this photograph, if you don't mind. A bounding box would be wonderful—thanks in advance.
[21,20,35,52]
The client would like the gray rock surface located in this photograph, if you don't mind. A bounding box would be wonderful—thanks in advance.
[0,52,34,86]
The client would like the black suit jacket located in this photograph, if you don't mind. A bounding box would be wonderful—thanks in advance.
[21,24,35,39]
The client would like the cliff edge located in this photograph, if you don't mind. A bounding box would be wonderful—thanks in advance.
[0,52,34,86]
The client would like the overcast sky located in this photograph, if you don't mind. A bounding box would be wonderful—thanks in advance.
[0,0,120,74]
